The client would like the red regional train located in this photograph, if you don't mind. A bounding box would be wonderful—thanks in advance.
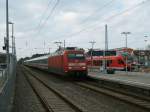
[86,55,126,70]
[24,47,87,77]
[86,50,126,71]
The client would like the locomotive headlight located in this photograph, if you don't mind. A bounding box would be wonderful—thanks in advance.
[68,63,74,66]
[82,67,86,69]
[69,67,72,69]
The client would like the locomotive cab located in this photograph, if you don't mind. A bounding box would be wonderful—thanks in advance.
[64,50,87,77]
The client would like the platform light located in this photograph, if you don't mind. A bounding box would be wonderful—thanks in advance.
[89,41,96,71]
[121,32,131,73]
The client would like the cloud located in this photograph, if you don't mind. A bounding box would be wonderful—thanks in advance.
[0,0,150,59]
[121,0,145,7]
[60,11,78,23]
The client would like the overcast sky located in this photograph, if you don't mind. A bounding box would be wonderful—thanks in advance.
[0,0,150,59]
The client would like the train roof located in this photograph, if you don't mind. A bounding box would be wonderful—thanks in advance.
[24,55,49,62]
[87,49,116,51]
[24,51,64,62]
[86,55,123,60]
[24,48,85,62]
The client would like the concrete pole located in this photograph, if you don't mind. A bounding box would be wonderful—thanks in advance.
[104,24,108,73]
[64,40,66,49]
[6,0,9,77]
[14,36,16,56]
[105,24,108,50]
[125,34,128,72]
[89,41,96,71]
[9,22,14,55]
[144,35,148,50]
[12,23,14,55]
[121,32,131,73]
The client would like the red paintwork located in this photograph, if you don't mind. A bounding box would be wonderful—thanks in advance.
[48,50,87,75]
[86,55,126,70]
[25,49,87,77]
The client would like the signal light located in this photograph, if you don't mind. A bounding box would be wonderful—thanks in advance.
[3,37,8,51]
[3,46,6,50]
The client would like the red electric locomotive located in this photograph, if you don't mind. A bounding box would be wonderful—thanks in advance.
[24,47,87,77]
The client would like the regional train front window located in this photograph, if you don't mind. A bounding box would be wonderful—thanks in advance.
[68,54,85,60]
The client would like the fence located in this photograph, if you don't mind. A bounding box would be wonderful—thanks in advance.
[0,55,16,112]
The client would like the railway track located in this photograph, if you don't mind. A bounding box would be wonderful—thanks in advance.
[22,66,84,112]
[23,66,150,112]
[75,80,150,111]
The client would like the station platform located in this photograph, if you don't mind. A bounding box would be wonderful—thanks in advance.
[0,71,4,88]
[0,78,2,88]
[88,71,150,89]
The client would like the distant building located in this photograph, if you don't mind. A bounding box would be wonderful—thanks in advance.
[133,50,150,66]
[114,47,134,56]
[114,48,150,67]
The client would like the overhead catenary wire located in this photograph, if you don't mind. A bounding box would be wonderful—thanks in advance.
[51,0,150,40]
[48,0,116,42]
[80,0,115,25]
[36,0,54,31]
[34,0,113,40]
[36,0,60,36]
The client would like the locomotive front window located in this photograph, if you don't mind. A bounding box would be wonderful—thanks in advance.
[68,54,85,60]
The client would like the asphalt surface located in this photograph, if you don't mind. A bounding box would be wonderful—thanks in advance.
[88,71,150,88]
[12,68,46,112]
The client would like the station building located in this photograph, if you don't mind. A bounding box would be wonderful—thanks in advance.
[114,47,150,67]
[133,50,150,67]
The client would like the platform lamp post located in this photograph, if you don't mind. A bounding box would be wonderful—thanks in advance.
[8,21,17,75]
[144,35,148,66]
[9,22,14,55]
[5,0,10,78]
[121,32,131,73]
[144,35,148,50]
[89,41,96,71]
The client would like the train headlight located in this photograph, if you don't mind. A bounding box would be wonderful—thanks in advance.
[68,63,75,66]
[82,67,86,69]
[68,67,72,69]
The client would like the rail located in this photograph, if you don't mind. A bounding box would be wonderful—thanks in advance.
[22,66,84,112]
[75,81,150,111]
